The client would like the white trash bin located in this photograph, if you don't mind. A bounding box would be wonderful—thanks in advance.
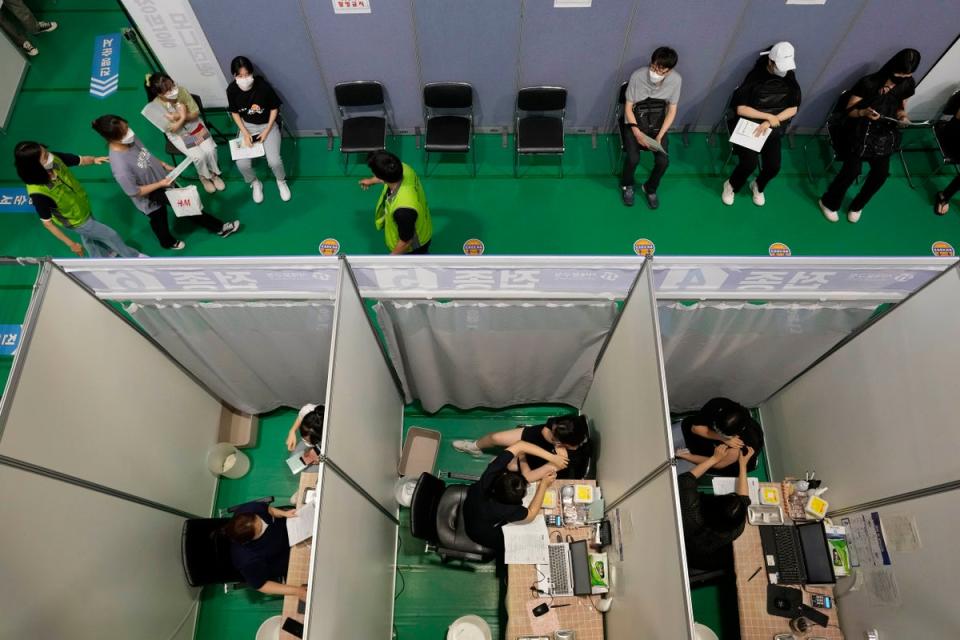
[207,442,250,479]
[255,615,283,640]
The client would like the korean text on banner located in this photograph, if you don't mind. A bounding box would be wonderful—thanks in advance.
[90,33,120,99]
[119,0,227,107]
[0,188,33,214]
[0,325,22,356]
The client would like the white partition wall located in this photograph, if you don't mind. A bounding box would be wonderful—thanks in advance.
[0,267,222,515]
[0,465,197,640]
[582,262,674,503]
[605,470,694,640]
[760,266,960,509]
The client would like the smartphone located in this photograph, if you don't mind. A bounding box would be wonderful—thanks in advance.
[281,617,304,638]
[251,133,262,143]
[811,594,832,609]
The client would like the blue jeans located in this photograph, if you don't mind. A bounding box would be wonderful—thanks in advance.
[74,217,139,258]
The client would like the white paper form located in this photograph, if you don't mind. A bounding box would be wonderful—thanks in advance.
[165,157,193,183]
[712,477,760,504]
[286,502,316,546]
[229,137,265,161]
[502,515,550,565]
[729,118,773,152]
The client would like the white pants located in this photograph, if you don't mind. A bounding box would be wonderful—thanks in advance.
[168,134,221,180]
[235,121,286,183]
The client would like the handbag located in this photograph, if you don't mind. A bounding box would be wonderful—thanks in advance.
[851,120,898,159]
[631,98,668,136]
[165,185,203,217]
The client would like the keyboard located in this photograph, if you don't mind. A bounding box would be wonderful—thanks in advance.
[773,526,804,584]
[548,543,573,596]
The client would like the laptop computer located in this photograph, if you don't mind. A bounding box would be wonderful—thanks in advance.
[759,520,836,585]
[535,540,592,597]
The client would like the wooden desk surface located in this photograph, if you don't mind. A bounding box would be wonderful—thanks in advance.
[279,470,318,640]
[505,480,604,640]
[733,482,844,640]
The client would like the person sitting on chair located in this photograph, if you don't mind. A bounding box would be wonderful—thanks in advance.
[679,444,754,570]
[676,397,764,476]
[934,104,960,216]
[451,414,592,480]
[223,502,306,597]
[462,441,563,552]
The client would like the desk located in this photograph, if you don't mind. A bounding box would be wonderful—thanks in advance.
[733,482,844,640]
[505,480,604,640]
[279,470,318,640]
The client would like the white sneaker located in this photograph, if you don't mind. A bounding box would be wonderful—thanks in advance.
[212,175,226,191]
[250,179,264,204]
[217,220,240,238]
[750,181,765,206]
[22,41,38,56]
[818,199,839,223]
[721,181,735,206]
[277,180,291,202]
[200,177,216,194]
[451,440,484,457]
[847,209,862,223]
[36,21,58,34]
[171,241,186,251]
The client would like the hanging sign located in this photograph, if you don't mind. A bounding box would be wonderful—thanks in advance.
[632,238,655,256]
[768,242,792,257]
[463,238,485,256]
[90,33,121,99]
[931,241,955,257]
[318,238,341,256]
[0,324,22,356]
[333,0,371,14]
[0,188,33,213]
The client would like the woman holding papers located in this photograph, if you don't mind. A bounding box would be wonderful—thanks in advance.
[92,115,239,251]
[144,73,226,195]
[721,42,801,207]
[820,49,921,224]
[226,56,290,204]
[223,502,306,597]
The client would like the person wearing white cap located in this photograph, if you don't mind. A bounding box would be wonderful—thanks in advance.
[721,42,801,207]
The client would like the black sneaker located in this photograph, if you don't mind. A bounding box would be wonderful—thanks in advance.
[621,186,635,207]
[36,21,58,34]
[641,185,659,210]
[217,220,241,238]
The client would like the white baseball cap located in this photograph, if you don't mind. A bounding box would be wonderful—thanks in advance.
[762,42,796,72]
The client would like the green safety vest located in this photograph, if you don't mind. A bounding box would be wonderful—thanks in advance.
[374,163,432,253]
[25,156,92,229]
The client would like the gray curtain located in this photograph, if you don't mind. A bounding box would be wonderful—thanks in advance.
[128,300,334,414]
[375,300,618,412]
[658,301,877,412]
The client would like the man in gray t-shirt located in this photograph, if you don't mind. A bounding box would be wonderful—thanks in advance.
[620,47,682,209]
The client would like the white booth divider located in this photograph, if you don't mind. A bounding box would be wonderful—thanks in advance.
[0,465,197,640]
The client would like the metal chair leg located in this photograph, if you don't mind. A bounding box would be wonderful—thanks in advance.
[514,151,519,178]
[899,149,915,189]
[342,152,349,176]
[471,144,477,177]
[559,153,564,179]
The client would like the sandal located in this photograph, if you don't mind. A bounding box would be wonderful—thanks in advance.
[934,192,950,216]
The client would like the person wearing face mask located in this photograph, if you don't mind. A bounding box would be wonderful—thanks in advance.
[13,141,141,258]
[721,42,801,207]
[819,49,921,223]
[146,73,225,195]
[675,397,764,476]
[91,115,239,251]
[222,502,306,597]
[226,56,290,203]
[620,47,681,209]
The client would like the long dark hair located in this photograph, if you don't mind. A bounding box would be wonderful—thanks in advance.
[13,141,52,185]
[880,48,921,78]
[145,72,175,102]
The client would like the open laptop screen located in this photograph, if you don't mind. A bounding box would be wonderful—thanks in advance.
[798,521,836,585]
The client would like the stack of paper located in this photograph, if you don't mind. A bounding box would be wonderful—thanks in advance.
[229,138,265,160]
[729,118,773,152]
[712,476,760,504]
[286,503,316,546]
[502,516,550,565]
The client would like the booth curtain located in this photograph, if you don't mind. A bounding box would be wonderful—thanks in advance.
[658,301,877,412]
[127,301,334,414]
[375,300,618,413]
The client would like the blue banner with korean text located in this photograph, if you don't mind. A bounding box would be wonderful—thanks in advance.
[90,33,121,98]
[0,325,22,356]
[0,188,33,214]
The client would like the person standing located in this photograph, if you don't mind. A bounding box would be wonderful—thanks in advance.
[721,42,801,208]
[359,151,432,255]
[226,56,290,204]
[146,73,226,195]
[819,49,921,224]
[0,0,57,57]
[14,141,140,258]
[620,46,681,209]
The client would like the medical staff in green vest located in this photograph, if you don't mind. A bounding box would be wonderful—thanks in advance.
[359,151,432,255]
[14,141,141,258]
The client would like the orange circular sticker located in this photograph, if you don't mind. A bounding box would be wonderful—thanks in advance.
[318,238,340,256]
[768,242,792,257]
[931,241,955,257]
[463,238,485,256]
[633,238,656,256]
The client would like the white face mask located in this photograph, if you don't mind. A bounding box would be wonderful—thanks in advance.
[164,86,179,101]
[42,154,55,170]
[236,76,254,91]
[121,128,136,145]
[649,69,665,84]
[771,65,788,78]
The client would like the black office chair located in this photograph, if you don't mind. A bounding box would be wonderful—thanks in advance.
[687,545,735,588]
[410,472,495,563]
[335,81,389,174]
[515,86,567,178]
[423,82,475,176]
[164,93,230,164]
[181,496,275,590]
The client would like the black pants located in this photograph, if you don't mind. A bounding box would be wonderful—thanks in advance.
[620,124,670,192]
[147,204,224,249]
[943,175,960,200]
[728,132,782,193]
[821,154,891,212]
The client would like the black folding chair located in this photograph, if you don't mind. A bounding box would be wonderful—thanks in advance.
[707,92,738,176]
[164,93,231,164]
[334,81,389,174]
[422,82,475,176]
[515,86,567,178]
[802,91,854,184]
[932,91,960,177]
[611,81,628,175]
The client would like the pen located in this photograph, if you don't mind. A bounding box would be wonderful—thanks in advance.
[748,566,762,582]
[550,604,571,609]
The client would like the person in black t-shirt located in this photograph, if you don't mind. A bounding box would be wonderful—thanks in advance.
[721,42,801,208]
[676,397,764,476]
[934,108,960,216]
[451,414,591,480]
[223,501,306,597]
[820,49,921,224]
[462,441,560,551]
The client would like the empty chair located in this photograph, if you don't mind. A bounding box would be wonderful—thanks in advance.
[515,86,567,178]
[335,81,389,173]
[410,472,495,563]
[423,82,475,176]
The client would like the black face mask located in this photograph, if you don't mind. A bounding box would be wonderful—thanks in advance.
[889,75,910,85]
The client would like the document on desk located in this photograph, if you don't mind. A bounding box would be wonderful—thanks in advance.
[712,477,760,504]
[502,516,550,565]
[286,503,316,546]
[729,118,772,152]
